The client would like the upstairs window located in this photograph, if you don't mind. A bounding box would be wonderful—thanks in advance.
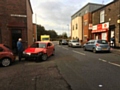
[76,24,78,29]
[73,25,74,30]
[100,10,105,23]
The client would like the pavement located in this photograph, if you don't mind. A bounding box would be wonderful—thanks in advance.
[111,48,120,55]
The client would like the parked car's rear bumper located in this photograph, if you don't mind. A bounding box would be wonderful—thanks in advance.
[95,47,110,52]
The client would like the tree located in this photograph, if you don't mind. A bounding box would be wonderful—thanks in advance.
[36,25,58,41]
[62,32,68,38]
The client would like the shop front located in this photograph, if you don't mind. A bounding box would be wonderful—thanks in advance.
[92,22,109,41]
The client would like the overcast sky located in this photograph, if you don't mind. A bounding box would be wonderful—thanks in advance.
[30,0,113,36]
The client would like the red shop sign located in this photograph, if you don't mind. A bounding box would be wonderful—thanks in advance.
[92,22,109,33]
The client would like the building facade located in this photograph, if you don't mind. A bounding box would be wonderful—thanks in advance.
[33,23,37,41]
[92,0,120,47]
[0,0,33,53]
[71,3,103,42]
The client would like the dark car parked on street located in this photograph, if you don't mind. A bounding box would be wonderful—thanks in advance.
[0,44,15,67]
[59,39,68,45]
[83,39,111,53]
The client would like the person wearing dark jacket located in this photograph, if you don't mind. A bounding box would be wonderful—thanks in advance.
[17,38,23,61]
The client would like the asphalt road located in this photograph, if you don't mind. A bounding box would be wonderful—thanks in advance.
[55,41,120,90]
[0,41,120,90]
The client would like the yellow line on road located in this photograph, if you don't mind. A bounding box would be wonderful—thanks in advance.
[72,50,86,55]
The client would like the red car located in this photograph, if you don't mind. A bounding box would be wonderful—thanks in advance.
[0,44,15,67]
[23,41,55,61]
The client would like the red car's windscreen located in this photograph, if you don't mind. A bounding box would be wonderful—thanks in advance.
[30,43,46,48]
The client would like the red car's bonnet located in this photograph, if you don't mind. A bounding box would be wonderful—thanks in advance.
[24,48,45,53]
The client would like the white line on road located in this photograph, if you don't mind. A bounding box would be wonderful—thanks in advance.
[99,58,120,67]
[108,62,120,67]
[72,50,86,55]
[62,47,69,50]
[98,58,107,62]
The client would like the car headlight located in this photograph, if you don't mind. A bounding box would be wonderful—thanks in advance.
[27,53,31,55]
[23,51,25,54]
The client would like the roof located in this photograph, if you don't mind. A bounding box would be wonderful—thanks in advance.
[92,0,115,13]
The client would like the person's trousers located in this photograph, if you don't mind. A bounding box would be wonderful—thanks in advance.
[18,51,23,61]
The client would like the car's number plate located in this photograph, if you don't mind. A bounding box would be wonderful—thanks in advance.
[102,48,107,50]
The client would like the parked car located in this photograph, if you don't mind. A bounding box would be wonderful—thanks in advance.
[68,39,81,47]
[0,44,15,67]
[59,39,68,45]
[23,41,55,61]
[83,39,111,53]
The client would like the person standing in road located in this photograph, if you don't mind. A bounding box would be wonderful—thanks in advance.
[17,38,23,61]
[110,36,115,48]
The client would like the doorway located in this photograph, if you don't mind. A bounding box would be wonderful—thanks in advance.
[11,29,22,54]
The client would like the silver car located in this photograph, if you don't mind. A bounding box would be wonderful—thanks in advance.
[83,39,111,53]
[68,39,81,47]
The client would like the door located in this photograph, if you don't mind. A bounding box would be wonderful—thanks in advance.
[11,29,22,54]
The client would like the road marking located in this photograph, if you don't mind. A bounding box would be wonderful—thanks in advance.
[98,58,107,62]
[99,58,120,67]
[108,62,120,67]
[72,50,85,55]
[62,47,69,50]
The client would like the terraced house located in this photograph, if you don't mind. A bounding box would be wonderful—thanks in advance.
[0,0,33,53]
[92,0,120,47]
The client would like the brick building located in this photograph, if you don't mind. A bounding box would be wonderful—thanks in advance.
[0,0,33,53]
[71,3,103,42]
[92,0,120,47]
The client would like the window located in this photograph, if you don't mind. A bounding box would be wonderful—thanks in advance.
[30,43,46,48]
[85,10,88,14]
[47,43,52,47]
[97,40,108,44]
[100,10,105,23]
[76,24,77,29]
[73,25,74,30]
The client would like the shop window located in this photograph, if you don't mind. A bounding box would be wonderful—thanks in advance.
[100,10,105,23]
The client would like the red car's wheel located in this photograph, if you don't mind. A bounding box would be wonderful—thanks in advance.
[41,54,48,61]
[1,58,11,67]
